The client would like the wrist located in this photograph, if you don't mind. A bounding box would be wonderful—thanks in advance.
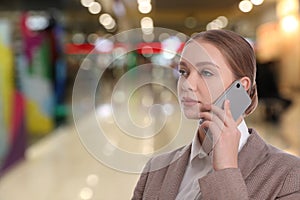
[214,160,238,171]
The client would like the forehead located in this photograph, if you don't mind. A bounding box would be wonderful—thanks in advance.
[180,40,226,67]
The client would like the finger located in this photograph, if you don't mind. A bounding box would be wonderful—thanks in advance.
[203,121,222,146]
[223,100,237,126]
[224,100,233,119]
[199,104,211,112]
[210,104,227,123]
[199,112,225,131]
[198,111,212,121]
[210,100,236,125]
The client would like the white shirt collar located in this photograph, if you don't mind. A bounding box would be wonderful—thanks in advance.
[190,119,250,162]
[237,119,250,152]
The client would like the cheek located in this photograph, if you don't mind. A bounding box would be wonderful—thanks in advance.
[199,78,225,103]
[177,78,183,94]
[207,78,234,103]
[207,84,225,102]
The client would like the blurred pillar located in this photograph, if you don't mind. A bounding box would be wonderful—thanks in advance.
[257,0,300,93]
[276,0,300,92]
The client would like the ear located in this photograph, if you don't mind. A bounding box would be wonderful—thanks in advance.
[240,76,251,91]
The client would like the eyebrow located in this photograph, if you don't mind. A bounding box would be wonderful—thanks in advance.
[195,61,219,68]
[178,60,188,66]
[179,61,219,69]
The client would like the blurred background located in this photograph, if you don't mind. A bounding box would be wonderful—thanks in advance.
[0,0,300,199]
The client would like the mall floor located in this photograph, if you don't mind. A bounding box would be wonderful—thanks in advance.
[0,80,299,200]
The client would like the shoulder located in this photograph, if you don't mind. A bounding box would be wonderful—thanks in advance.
[266,143,300,171]
[249,128,300,168]
[241,129,300,196]
[242,128,300,180]
[268,143,300,161]
[254,129,300,180]
[253,129,300,168]
[266,144,300,196]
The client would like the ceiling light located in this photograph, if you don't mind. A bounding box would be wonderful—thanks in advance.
[239,0,253,13]
[141,17,154,34]
[251,0,264,6]
[87,33,98,44]
[81,0,94,7]
[212,19,223,28]
[184,17,197,29]
[88,2,101,14]
[105,19,116,30]
[99,13,113,26]
[72,33,85,44]
[137,0,151,4]
[217,16,228,28]
[138,2,152,14]
[206,22,221,30]
[280,15,299,33]
[99,14,117,32]
[140,17,153,28]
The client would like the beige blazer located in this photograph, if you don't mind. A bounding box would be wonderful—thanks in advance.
[132,129,300,200]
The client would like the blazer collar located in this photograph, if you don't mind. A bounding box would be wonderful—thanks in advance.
[238,128,269,179]
[159,144,191,200]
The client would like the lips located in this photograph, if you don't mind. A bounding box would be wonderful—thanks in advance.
[181,97,200,106]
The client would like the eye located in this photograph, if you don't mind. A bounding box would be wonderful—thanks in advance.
[200,69,213,77]
[178,69,189,77]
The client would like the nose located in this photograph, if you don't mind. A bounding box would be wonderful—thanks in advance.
[181,73,198,92]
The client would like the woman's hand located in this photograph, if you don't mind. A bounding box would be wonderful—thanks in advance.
[199,100,241,171]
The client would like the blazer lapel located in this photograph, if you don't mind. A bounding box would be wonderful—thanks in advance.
[159,144,191,200]
[155,129,268,199]
[238,128,269,179]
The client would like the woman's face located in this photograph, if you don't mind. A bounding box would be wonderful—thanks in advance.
[177,40,235,119]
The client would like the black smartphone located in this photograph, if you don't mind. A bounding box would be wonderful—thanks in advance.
[200,80,251,141]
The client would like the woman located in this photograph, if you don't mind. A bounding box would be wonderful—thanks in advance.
[132,29,300,199]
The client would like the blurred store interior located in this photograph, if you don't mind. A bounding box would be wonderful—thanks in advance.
[0,0,300,199]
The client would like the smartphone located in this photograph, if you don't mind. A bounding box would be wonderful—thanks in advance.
[200,80,251,141]
[213,80,251,121]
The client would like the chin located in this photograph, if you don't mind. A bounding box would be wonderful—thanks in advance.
[182,110,199,119]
